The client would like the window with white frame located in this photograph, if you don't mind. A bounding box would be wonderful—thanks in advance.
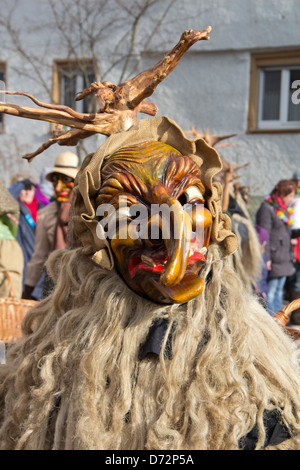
[258,66,300,129]
[248,51,300,133]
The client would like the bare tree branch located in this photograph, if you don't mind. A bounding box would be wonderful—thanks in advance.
[0,0,52,96]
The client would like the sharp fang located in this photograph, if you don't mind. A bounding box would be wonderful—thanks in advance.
[200,247,207,255]
[141,255,156,267]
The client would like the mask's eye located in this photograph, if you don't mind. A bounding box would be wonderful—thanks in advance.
[178,185,204,206]
[117,206,132,220]
[61,176,74,184]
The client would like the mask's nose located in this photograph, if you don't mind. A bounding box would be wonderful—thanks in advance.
[141,194,192,286]
[159,198,192,286]
[54,179,64,193]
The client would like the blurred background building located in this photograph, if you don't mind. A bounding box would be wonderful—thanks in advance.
[0,0,299,205]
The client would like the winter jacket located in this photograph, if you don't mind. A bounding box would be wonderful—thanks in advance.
[256,200,295,278]
[9,181,45,287]
[25,201,59,287]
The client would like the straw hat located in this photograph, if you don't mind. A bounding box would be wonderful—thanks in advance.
[46,151,79,181]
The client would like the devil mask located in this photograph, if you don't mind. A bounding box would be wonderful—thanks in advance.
[95,141,212,304]
[71,116,238,304]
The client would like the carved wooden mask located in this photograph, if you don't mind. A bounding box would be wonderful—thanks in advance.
[96,141,212,304]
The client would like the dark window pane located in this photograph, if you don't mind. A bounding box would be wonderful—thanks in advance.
[288,69,300,121]
[262,70,281,120]
[62,74,77,109]
[82,72,95,113]
[59,67,95,113]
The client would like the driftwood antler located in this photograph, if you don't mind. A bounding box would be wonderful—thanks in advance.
[0,27,211,162]
[186,125,238,149]
[186,126,250,201]
[186,125,247,173]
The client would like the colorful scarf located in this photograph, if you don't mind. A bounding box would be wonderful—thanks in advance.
[265,194,294,225]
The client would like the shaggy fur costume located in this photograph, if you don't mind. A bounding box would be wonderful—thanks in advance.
[0,243,299,450]
[0,117,299,450]
[230,207,264,293]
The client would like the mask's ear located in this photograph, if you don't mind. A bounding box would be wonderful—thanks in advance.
[208,182,238,255]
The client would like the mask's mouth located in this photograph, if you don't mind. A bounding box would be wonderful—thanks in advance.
[128,245,207,279]
[57,190,70,198]
[127,245,207,304]
[125,194,210,288]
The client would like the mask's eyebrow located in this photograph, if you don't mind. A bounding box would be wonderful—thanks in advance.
[162,155,204,198]
[96,163,148,206]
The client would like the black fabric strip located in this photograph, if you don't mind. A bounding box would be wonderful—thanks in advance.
[138,318,173,360]
[139,270,212,361]
[239,409,292,450]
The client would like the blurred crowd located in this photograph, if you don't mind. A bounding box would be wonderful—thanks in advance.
[0,151,79,301]
[221,164,300,325]
[0,147,299,326]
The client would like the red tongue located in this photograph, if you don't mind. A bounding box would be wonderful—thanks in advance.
[188,252,206,263]
[128,251,206,277]
[129,257,165,277]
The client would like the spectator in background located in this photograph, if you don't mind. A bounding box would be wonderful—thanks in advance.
[256,179,297,316]
[287,172,300,324]
[22,151,79,300]
[10,170,51,207]
[9,178,46,289]
[0,180,24,298]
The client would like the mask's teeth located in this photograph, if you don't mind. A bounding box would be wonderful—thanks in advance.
[141,255,156,267]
